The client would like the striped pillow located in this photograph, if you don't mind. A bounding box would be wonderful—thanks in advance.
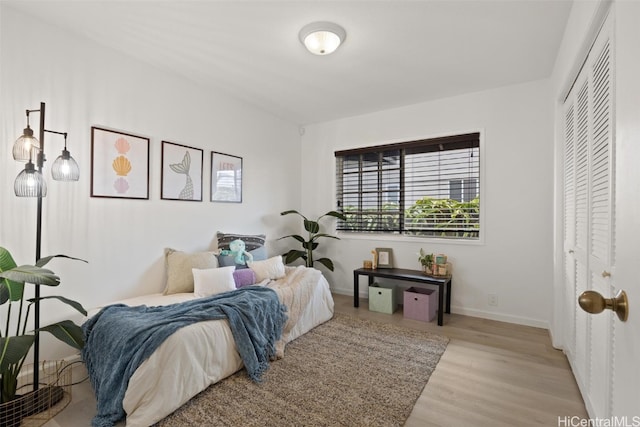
[216,232,266,252]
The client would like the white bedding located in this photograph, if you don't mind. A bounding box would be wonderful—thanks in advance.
[88,266,334,427]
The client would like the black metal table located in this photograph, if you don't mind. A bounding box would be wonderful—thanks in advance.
[353,267,452,326]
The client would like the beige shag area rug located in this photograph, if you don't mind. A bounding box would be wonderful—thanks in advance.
[158,313,449,427]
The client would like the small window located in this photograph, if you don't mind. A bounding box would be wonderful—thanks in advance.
[449,179,463,202]
[450,178,478,202]
[335,133,480,239]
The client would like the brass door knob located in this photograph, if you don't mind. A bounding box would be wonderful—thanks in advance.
[578,289,629,322]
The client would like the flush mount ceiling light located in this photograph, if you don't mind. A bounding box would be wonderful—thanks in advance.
[299,21,346,55]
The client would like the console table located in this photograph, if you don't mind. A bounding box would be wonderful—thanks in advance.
[353,267,452,326]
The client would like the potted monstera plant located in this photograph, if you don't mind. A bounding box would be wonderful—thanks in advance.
[279,210,346,271]
[0,246,86,425]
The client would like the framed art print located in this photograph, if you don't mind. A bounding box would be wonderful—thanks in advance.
[375,247,393,268]
[161,141,203,201]
[91,126,150,199]
[211,151,242,203]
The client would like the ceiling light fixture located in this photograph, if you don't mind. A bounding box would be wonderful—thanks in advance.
[299,21,346,55]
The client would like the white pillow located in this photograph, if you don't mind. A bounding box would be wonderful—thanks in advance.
[192,266,236,298]
[248,255,286,282]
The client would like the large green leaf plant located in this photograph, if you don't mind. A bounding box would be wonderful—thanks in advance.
[0,246,86,403]
[279,210,346,271]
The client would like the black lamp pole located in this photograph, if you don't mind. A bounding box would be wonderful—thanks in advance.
[14,101,79,391]
[33,101,46,391]
[17,102,77,391]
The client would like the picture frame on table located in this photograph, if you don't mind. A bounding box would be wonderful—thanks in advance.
[91,126,150,199]
[375,248,393,268]
[211,151,242,203]
[161,141,203,201]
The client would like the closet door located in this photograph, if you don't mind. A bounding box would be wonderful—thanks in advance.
[573,73,590,384]
[586,21,613,418]
[562,94,576,362]
[562,13,614,418]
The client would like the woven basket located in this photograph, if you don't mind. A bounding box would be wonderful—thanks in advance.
[0,360,72,427]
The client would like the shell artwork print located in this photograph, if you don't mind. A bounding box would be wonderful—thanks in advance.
[169,151,194,200]
[114,137,131,154]
[112,155,132,176]
[113,177,129,194]
[112,139,131,194]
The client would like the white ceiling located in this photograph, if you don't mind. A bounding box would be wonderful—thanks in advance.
[5,0,573,126]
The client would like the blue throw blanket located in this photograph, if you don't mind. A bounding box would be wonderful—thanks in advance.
[82,286,287,427]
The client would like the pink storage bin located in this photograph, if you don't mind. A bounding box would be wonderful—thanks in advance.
[403,287,438,322]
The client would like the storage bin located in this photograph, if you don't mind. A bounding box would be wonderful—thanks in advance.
[368,283,397,314]
[403,287,438,322]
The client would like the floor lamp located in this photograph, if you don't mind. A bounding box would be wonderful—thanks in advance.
[11,102,80,391]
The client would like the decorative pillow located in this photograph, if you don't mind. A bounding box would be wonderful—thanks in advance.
[217,232,266,252]
[248,255,286,282]
[218,246,268,269]
[233,268,257,288]
[164,248,218,295]
[192,266,236,297]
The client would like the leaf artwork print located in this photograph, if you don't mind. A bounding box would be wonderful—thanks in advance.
[169,151,194,200]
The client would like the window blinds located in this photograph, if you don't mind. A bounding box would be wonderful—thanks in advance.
[335,132,480,239]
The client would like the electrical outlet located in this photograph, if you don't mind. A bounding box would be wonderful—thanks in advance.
[488,293,498,306]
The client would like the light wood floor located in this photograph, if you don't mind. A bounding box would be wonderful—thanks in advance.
[334,294,588,427]
[46,293,587,426]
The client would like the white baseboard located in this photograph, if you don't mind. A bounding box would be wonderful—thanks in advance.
[331,286,549,329]
[450,306,549,329]
[63,353,82,364]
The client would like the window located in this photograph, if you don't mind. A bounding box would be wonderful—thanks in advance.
[335,132,480,239]
[449,178,478,202]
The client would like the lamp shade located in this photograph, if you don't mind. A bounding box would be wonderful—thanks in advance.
[299,22,346,55]
[51,148,80,181]
[13,125,41,162]
[14,160,47,197]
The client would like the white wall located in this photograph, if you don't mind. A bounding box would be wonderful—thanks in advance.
[0,6,301,358]
[301,78,555,328]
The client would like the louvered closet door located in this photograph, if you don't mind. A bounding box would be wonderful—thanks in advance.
[572,74,590,383]
[562,92,577,363]
[562,13,614,418]
[586,20,613,418]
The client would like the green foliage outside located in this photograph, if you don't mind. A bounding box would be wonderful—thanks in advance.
[340,197,480,238]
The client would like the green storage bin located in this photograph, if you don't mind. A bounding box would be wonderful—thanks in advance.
[368,283,397,314]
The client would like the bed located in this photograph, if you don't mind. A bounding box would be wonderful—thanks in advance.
[84,264,334,427]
